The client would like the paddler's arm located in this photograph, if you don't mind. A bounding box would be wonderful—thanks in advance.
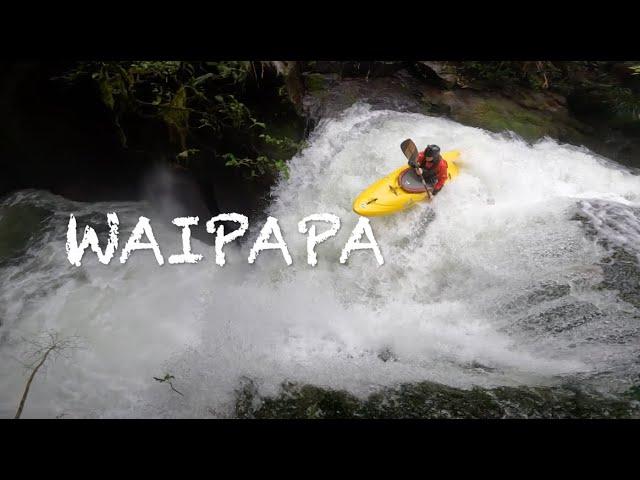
[410,151,425,174]
[431,161,448,196]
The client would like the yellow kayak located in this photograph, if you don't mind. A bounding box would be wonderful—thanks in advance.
[352,150,461,217]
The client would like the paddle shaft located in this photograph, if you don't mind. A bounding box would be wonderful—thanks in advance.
[416,167,432,200]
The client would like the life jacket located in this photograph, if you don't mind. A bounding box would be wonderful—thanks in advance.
[417,152,448,191]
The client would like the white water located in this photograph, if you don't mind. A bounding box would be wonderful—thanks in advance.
[1,103,640,418]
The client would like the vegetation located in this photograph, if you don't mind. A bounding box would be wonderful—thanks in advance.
[53,61,303,179]
[455,61,567,90]
[455,61,640,121]
[13,331,82,418]
[42,60,640,182]
[455,61,598,90]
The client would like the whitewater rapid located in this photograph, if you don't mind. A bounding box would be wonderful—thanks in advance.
[1,103,639,418]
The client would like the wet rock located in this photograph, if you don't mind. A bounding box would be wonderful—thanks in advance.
[626,385,640,401]
[270,61,305,114]
[235,380,640,419]
[412,61,459,89]
[306,61,406,78]
[302,65,595,149]
[420,87,589,144]
[496,282,572,317]
[300,62,640,166]
[0,203,52,264]
[378,347,398,363]
[302,71,431,122]
[302,72,340,93]
[237,380,362,419]
[513,301,605,335]
[469,361,498,373]
[305,61,346,75]
[234,377,263,418]
[368,62,409,78]
[599,248,640,309]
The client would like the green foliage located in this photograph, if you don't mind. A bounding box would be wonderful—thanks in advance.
[260,133,299,155]
[458,61,524,85]
[204,61,252,84]
[304,73,328,92]
[457,61,567,90]
[223,152,290,179]
[455,61,640,124]
[608,86,640,120]
[54,61,300,179]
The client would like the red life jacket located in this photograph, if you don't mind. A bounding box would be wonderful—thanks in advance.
[417,152,448,191]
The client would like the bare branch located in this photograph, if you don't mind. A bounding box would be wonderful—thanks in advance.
[14,330,83,419]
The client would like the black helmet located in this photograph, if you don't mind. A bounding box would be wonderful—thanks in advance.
[424,144,441,161]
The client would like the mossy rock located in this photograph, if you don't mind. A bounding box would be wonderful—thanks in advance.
[454,96,585,143]
[238,381,362,419]
[236,380,640,419]
[363,383,504,419]
[303,73,331,93]
[626,385,640,401]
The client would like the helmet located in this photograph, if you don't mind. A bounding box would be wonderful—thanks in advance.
[424,145,441,162]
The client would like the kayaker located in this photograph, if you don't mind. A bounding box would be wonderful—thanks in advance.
[408,144,448,196]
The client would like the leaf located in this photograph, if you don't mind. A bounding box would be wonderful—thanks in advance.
[97,77,115,110]
[192,73,214,86]
[177,149,199,160]
[161,85,189,149]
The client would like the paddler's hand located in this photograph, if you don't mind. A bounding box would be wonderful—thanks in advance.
[415,167,423,176]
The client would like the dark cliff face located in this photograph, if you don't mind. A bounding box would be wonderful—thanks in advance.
[0,62,153,201]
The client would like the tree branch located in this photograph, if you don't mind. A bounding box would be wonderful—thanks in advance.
[14,331,82,419]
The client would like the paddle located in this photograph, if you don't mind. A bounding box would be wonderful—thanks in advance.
[400,139,432,200]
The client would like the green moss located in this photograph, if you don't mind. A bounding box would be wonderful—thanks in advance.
[304,73,329,93]
[452,97,587,144]
[461,98,557,142]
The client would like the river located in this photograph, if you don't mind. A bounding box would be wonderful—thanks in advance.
[1,103,639,418]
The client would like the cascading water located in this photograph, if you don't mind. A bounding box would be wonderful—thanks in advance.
[1,103,639,418]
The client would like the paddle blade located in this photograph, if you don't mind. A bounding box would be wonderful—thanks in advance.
[401,139,432,200]
[400,138,418,164]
